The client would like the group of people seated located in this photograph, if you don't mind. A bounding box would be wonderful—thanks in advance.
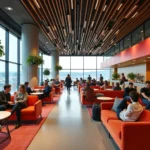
[0,78,62,129]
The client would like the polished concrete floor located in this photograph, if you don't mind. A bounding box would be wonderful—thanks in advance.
[27,87,117,150]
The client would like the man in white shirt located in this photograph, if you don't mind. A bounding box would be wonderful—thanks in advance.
[116,91,143,122]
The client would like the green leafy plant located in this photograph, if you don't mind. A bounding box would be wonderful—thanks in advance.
[26,55,44,65]
[43,68,50,76]
[127,72,136,80]
[112,72,120,80]
[0,40,5,57]
[55,65,62,71]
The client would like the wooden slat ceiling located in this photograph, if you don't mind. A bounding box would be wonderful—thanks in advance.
[21,0,150,56]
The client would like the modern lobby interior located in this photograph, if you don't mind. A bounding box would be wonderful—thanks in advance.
[0,0,150,150]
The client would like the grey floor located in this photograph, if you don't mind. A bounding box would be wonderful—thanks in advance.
[27,87,118,150]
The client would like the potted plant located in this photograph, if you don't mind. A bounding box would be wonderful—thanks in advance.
[127,72,136,81]
[0,40,5,57]
[55,65,62,71]
[43,68,50,76]
[112,72,120,80]
[26,55,44,65]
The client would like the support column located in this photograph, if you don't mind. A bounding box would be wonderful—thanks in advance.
[51,50,59,79]
[21,24,39,88]
[146,62,150,81]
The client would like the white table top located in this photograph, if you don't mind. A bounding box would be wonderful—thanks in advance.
[31,92,43,95]
[0,111,11,120]
[94,89,99,91]
[97,97,113,101]
[105,89,113,91]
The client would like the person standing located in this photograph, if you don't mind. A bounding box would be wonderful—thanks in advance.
[11,84,28,129]
[87,75,92,81]
[140,81,150,110]
[0,84,13,110]
[65,74,72,94]
[100,74,103,82]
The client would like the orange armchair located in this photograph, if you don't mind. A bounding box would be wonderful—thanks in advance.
[8,95,42,123]
[42,91,54,103]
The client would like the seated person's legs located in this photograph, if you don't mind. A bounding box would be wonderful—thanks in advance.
[0,105,7,111]
[142,98,150,110]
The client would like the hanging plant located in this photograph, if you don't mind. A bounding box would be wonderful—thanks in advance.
[0,40,5,57]
[26,55,44,65]
[112,72,120,80]
[43,68,50,76]
[55,65,63,71]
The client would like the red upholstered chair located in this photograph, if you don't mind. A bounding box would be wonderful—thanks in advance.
[8,95,42,123]
[34,86,44,89]
[42,91,54,103]
[54,85,61,94]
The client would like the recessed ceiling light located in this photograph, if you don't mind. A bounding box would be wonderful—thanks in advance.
[5,7,13,11]
[46,42,48,44]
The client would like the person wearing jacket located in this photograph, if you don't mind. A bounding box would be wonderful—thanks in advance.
[0,84,13,110]
[11,84,28,129]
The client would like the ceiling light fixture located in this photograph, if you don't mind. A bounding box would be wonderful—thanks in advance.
[33,0,40,8]
[67,15,72,33]
[91,21,94,28]
[71,0,73,9]
[103,5,107,11]
[115,29,119,35]
[5,7,13,11]
[117,3,122,10]
[48,26,56,39]
[46,42,48,44]
[132,12,138,18]
[95,0,99,9]
[63,29,67,36]
[84,21,87,28]
[125,5,137,18]
[103,29,113,41]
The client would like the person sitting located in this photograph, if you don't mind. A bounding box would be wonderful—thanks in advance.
[79,78,83,85]
[90,80,96,86]
[11,84,28,129]
[76,78,79,83]
[140,81,150,110]
[39,81,51,105]
[24,82,33,95]
[116,91,143,122]
[54,79,60,86]
[49,79,54,87]
[113,82,121,91]
[81,80,87,90]
[0,84,13,111]
[100,80,108,89]
[124,82,136,97]
[83,84,103,101]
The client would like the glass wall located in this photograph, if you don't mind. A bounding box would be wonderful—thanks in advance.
[0,25,21,93]
[104,19,150,59]
[39,56,110,82]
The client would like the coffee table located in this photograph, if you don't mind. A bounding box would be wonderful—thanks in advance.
[94,89,99,91]
[105,89,113,91]
[31,92,43,95]
[0,111,11,143]
[97,97,113,101]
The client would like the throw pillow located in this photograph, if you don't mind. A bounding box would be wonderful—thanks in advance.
[111,97,122,112]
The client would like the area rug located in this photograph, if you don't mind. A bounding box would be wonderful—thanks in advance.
[0,95,61,150]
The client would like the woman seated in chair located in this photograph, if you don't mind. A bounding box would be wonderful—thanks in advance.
[11,84,28,129]
[113,82,121,91]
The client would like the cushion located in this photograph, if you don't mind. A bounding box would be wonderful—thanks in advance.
[111,97,122,112]
[101,110,118,123]
[21,106,35,115]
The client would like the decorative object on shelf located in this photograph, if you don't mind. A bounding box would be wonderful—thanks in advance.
[127,72,136,81]
[112,72,120,80]
[26,55,44,65]
[55,65,62,71]
[0,40,5,57]
[43,68,50,76]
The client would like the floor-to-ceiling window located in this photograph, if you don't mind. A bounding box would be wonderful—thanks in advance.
[0,25,21,93]
[0,26,6,90]
[39,56,110,82]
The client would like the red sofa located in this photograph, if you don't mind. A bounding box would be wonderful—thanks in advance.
[80,90,124,105]
[101,102,150,150]
[8,95,42,122]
